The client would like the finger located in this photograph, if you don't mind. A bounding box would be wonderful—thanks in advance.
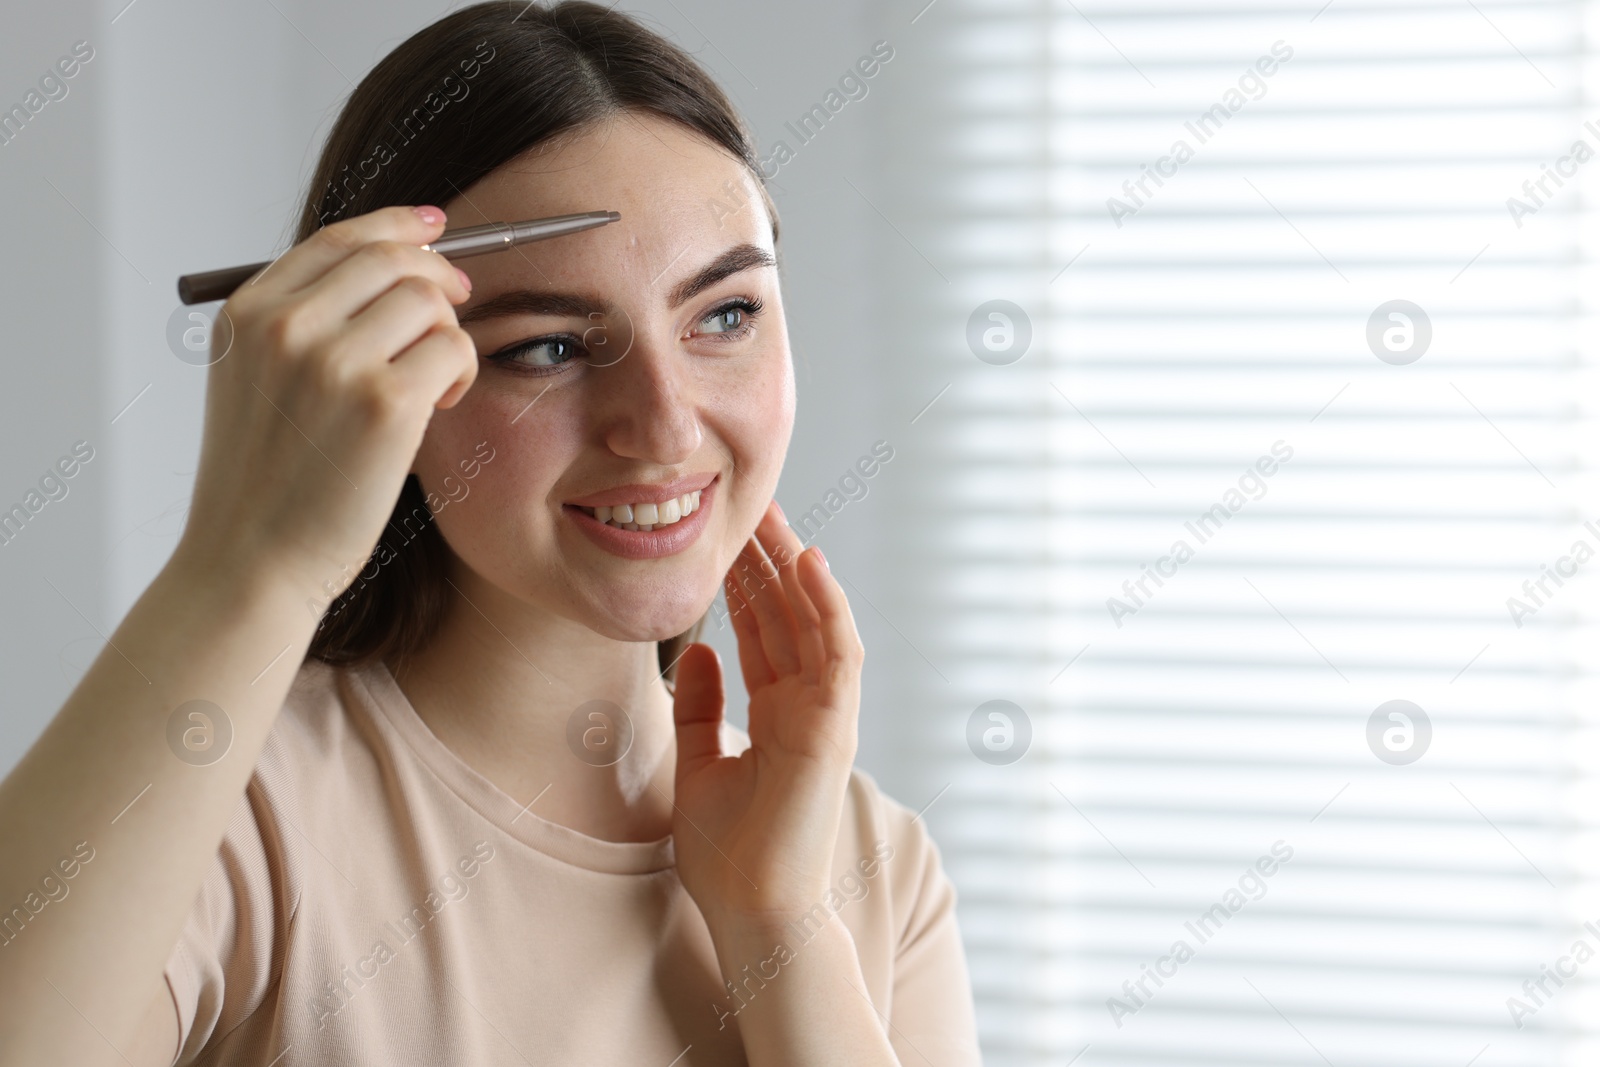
[671,643,727,779]
[794,546,864,694]
[731,532,802,676]
[386,324,479,411]
[239,205,451,300]
[755,506,825,682]
[331,275,460,370]
[293,239,470,334]
[723,570,777,691]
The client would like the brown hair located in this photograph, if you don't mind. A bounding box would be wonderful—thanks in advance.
[297,1,778,687]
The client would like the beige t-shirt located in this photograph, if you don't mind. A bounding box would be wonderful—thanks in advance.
[163,657,981,1065]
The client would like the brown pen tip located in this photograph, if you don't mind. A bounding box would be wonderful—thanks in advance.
[606,210,621,222]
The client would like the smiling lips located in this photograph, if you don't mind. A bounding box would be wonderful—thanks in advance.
[563,473,718,558]
[581,491,701,531]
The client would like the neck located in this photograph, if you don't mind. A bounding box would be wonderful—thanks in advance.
[385,557,681,845]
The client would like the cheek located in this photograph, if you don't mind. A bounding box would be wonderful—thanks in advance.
[768,353,797,427]
[766,361,797,460]
[704,352,794,551]
[416,387,576,513]
[708,347,795,459]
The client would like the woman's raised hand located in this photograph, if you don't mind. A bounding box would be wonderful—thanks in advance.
[669,502,865,935]
[177,205,477,599]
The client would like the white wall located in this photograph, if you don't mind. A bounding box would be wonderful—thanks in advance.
[0,5,112,776]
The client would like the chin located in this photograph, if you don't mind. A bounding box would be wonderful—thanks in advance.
[582,586,718,643]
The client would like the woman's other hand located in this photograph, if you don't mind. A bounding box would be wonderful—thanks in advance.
[669,501,864,937]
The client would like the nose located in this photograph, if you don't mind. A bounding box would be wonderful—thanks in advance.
[592,325,702,466]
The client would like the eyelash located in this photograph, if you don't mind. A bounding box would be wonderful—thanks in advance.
[484,294,766,376]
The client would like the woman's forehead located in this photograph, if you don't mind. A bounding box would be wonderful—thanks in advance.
[460,114,763,230]
[443,118,773,299]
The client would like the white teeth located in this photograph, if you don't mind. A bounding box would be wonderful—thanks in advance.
[588,489,704,531]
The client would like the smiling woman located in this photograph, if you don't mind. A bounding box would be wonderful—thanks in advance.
[297,7,785,679]
[0,3,979,1066]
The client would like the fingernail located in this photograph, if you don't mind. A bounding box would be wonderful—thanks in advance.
[813,546,828,570]
[413,205,446,225]
[454,267,473,292]
[772,499,786,523]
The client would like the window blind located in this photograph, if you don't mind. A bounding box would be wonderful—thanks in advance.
[875,1,1598,1063]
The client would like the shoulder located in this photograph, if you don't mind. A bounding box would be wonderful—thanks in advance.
[202,657,382,909]
[163,658,356,1059]
[248,656,391,799]
[836,765,957,957]
[205,655,361,864]
[838,763,934,874]
[273,655,364,755]
[839,769,979,1065]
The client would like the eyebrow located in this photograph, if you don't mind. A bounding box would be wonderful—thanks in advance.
[455,243,777,328]
[669,243,776,308]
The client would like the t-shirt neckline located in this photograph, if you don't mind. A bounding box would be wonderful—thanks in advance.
[344,657,680,876]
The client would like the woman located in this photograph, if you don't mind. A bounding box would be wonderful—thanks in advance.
[0,3,979,1064]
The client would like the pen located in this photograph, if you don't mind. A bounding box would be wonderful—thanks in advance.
[176,210,623,305]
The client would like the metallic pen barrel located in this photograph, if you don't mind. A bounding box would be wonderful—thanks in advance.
[421,210,620,257]
[176,209,622,305]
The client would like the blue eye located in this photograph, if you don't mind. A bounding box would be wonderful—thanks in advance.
[487,295,765,376]
[701,304,750,334]
[698,296,764,337]
[488,335,581,372]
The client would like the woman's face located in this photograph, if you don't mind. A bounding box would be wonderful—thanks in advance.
[416,111,794,643]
